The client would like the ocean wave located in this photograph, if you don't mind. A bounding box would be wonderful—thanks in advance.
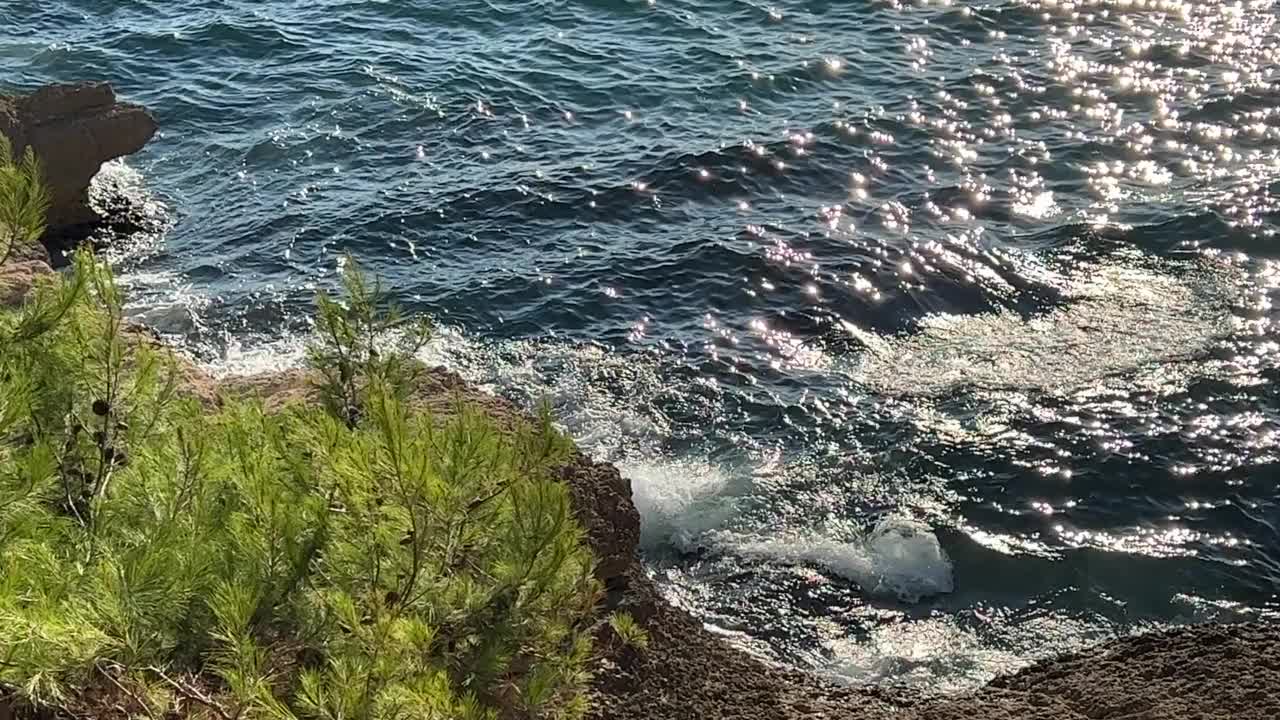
[717,514,955,604]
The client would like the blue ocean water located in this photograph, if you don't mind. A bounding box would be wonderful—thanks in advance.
[4,0,1280,692]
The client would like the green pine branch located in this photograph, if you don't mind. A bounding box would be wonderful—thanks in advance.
[0,156,601,720]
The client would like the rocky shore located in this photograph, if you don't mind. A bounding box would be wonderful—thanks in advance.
[3,82,1278,720]
[217,367,1280,720]
[1,82,157,303]
[0,82,156,240]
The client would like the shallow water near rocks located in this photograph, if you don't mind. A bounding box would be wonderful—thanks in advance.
[6,0,1280,694]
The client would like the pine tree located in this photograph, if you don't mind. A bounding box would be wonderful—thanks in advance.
[1,159,601,720]
[0,134,50,265]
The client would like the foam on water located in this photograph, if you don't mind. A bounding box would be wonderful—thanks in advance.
[417,327,674,461]
[91,161,175,259]
[417,328,955,604]
[617,458,738,552]
[717,514,954,604]
[203,334,309,377]
[852,259,1239,396]
[193,318,955,606]
[821,613,1113,694]
[119,269,210,335]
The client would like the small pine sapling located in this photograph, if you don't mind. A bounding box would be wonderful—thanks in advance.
[0,134,50,266]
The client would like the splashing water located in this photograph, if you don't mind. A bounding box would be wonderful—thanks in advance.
[724,515,955,603]
[854,259,1239,395]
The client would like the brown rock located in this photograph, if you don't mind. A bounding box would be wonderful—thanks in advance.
[0,259,54,307]
[927,622,1280,720]
[120,323,223,409]
[556,453,640,583]
[0,82,157,236]
[2,237,52,266]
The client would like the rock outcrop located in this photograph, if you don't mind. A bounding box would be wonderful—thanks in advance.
[0,260,54,308]
[0,82,157,238]
[911,622,1280,720]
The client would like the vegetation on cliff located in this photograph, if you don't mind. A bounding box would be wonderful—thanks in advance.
[0,134,49,265]
[0,146,602,720]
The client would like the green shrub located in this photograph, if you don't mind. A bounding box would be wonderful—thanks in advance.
[308,259,432,428]
[605,613,649,652]
[0,248,601,719]
[0,134,50,265]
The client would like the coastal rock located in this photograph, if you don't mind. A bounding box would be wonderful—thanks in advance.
[555,454,640,583]
[0,83,157,238]
[2,236,52,266]
[0,259,54,307]
[912,622,1280,720]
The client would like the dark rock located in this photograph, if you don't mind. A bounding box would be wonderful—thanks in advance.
[556,453,641,583]
[0,82,157,241]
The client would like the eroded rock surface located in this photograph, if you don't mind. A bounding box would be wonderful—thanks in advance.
[0,83,157,237]
[915,622,1280,720]
[0,259,54,307]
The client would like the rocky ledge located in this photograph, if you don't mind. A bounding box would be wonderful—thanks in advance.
[0,82,157,244]
[2,82,1279,720]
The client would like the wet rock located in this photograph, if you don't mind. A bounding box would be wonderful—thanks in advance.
[0,82,157,242]
[556,453,640,584]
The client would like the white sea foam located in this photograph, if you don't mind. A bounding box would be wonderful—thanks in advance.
[822,612,1114,693]
[91,160,175,261]
[186,318,955,604]
[204,335,309,377]
[417,331,954,604]
[118,270,201,325]
[617,458,738,552]
[716,514,954,603]
[418,327,671,460]
[825,618,1021,693]
[90,161,206,339]
[851,260,1238,396]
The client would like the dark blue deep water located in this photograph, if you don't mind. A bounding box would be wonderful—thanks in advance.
[5,0,1280,692]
